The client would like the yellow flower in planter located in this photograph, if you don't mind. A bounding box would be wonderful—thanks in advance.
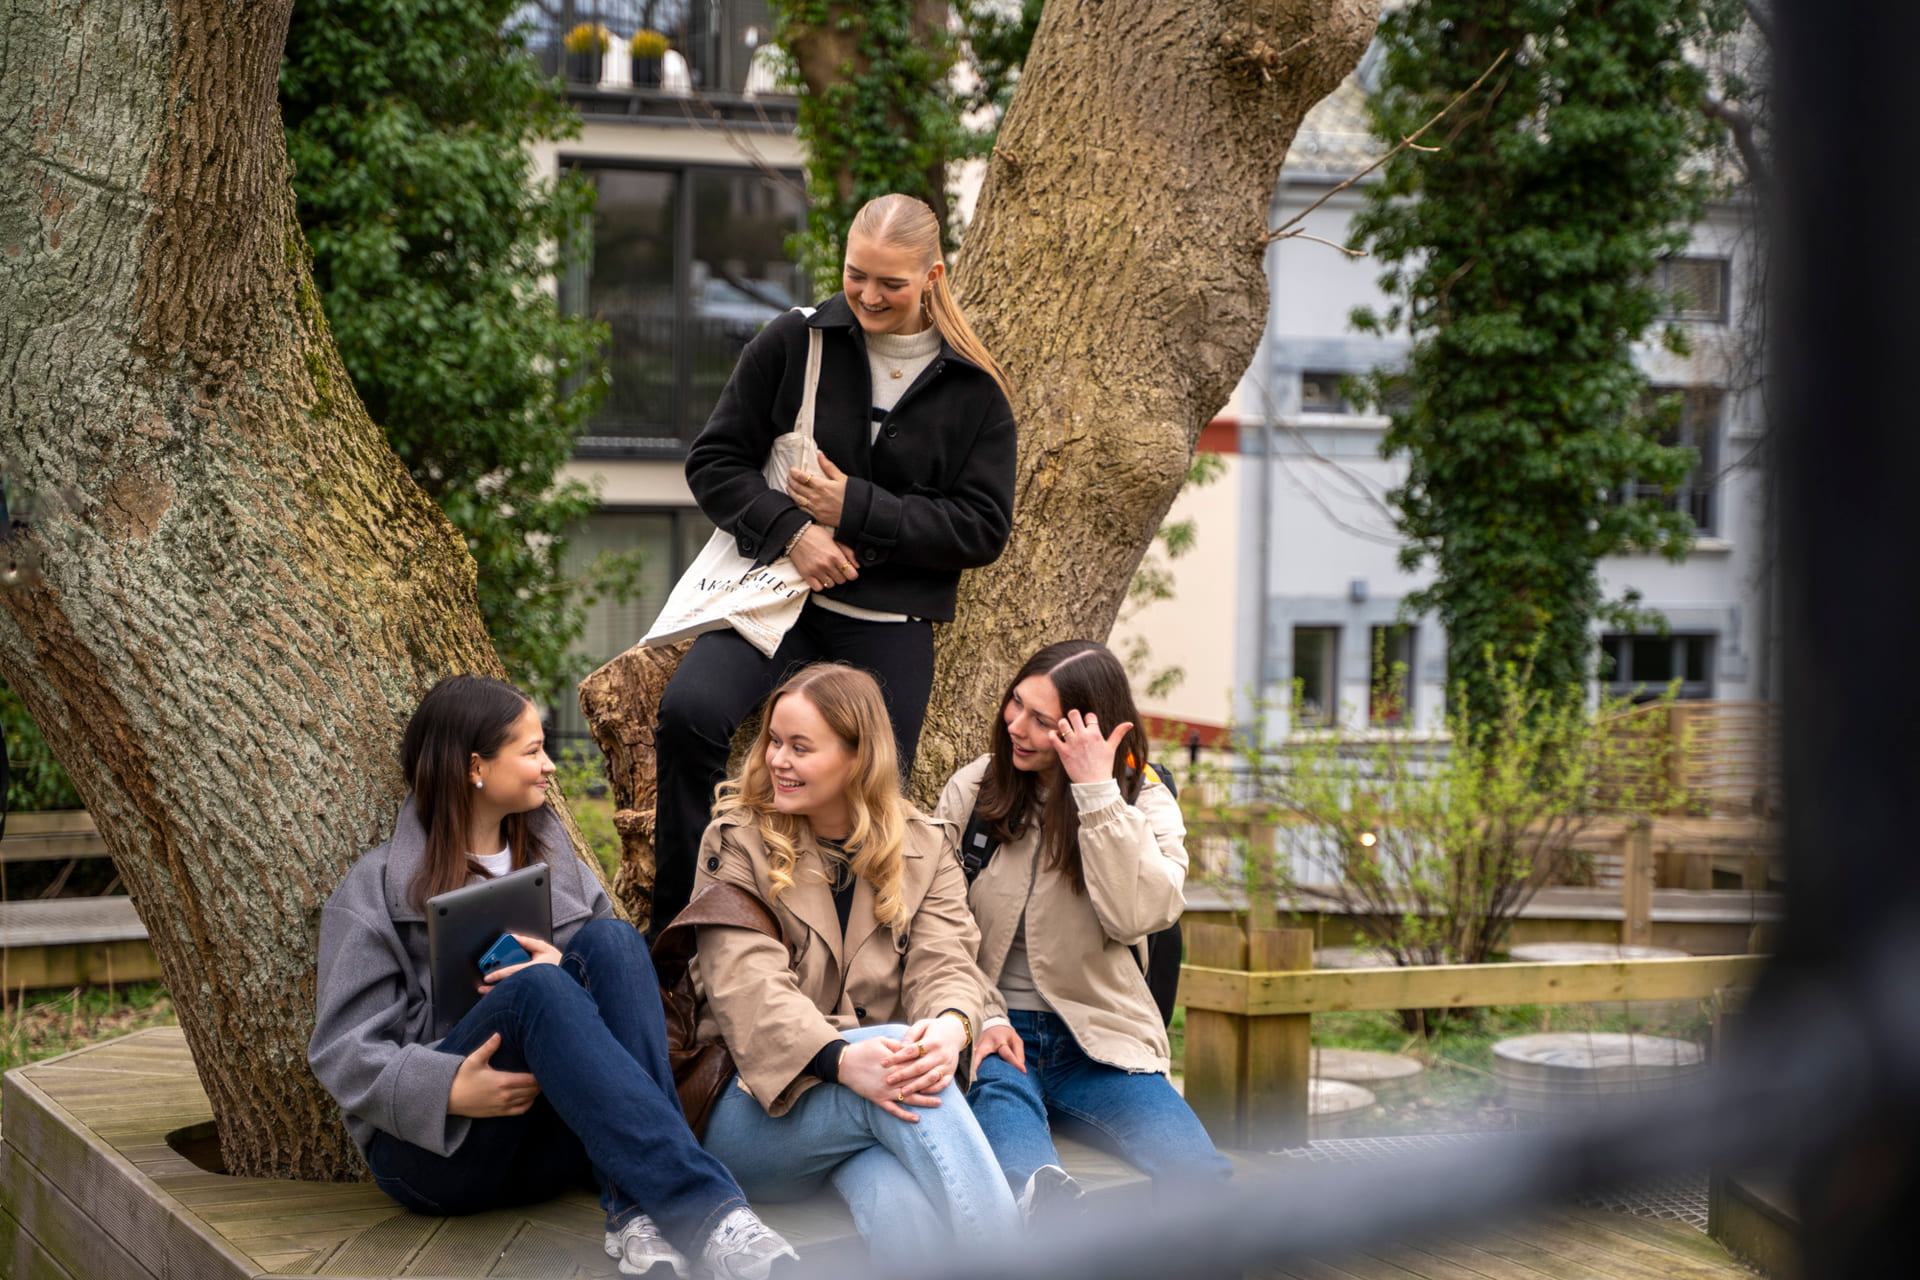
[563,22,611,54]
[629,29,669,60]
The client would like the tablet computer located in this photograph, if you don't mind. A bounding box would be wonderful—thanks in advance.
[426,862,553,1032]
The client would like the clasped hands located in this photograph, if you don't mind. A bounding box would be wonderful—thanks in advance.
[837,1014,969,1123]
[786,452,859,592]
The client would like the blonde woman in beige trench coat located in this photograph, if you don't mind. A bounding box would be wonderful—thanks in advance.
[684,663,1020,1254]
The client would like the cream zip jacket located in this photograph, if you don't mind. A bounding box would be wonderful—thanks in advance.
[935,756,1188,1074]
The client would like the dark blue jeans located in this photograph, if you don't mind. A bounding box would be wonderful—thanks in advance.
[364,918,746,1254]
[969,1009,1233,1193]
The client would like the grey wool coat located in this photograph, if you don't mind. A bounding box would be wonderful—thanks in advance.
[307,796,610,1157]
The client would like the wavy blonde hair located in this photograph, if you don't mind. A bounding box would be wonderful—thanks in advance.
[712,664,910,929]
[847,194,1012,402]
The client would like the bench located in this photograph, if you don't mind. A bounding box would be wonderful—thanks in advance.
[0,1027,1153,1279]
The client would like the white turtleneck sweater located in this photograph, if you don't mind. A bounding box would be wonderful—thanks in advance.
[863,325,943,442]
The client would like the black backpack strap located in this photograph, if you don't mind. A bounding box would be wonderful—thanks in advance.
[959,804,1000,884]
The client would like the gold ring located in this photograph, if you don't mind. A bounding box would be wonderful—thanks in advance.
[917,1042,927,1058]
[839,561,853,572]
[895,1090,906,1103]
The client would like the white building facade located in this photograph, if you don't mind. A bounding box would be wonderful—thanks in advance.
[1117,85,1772,747]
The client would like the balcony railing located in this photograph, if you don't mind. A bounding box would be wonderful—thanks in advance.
[522,1,792,115]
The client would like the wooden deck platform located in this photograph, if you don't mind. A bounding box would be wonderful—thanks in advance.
[1,1029,1766,1279]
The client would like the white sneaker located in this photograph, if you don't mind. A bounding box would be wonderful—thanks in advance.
[699,1207,799,1280]
[1017,1164,1085,1223]
[604,1214,690,1278]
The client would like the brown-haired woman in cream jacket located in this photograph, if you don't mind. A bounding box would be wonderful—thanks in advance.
[686,662,1019,1254]
[937,640,1232,1216]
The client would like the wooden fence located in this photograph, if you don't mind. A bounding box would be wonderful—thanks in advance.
[1178,920,1768,1148]
[1600,700,1782,819]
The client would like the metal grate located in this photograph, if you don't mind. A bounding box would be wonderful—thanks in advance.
[1274,1133,1711,1232]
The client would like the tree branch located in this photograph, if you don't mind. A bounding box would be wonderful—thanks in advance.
[1701,91,1772,200]
[1263,49,1510,247]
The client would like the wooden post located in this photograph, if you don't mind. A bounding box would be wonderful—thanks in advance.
[1245,819,1280,932]
[1244,928,1314,1149]
[1621,819,1654,947]
[1182,922,1249,1145]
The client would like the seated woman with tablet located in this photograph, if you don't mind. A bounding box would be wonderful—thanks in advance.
[309,674,797,1279]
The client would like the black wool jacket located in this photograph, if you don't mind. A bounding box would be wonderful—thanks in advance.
[684,292,1017,622]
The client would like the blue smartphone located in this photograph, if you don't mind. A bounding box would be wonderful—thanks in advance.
[477,933,532,976]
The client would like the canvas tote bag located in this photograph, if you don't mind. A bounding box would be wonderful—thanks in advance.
[641,311,822,657]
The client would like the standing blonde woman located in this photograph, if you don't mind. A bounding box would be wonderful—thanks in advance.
[649,193,1017,935]
[685,664,1021,1252]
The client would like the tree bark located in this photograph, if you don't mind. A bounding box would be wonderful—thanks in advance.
[915,0,1378,797]
[585,0,1376,915]
[0,0,599,1178]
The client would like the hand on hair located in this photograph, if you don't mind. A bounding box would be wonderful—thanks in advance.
[788,524,860,593]
[1052,709,1136,786]
[787,451,848,528]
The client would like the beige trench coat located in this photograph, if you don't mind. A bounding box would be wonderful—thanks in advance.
[689,807,991,1117]
[935,756,1188,1074]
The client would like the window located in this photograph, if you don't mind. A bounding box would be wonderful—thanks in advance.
[562,163,807,455]
[1599,632,1714,702]
[1651,256,1729,323]
[1301,371,1350,413]
[1629,388,1722,534]
[1293,626,1340,727]
[549,507,715,749]
[1368,625,1415,727]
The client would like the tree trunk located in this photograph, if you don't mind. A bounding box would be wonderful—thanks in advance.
[0,0,599,1179]
[915,0,1377,797]
[584,0,1376,914]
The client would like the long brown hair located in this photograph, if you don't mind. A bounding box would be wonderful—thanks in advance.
[976,641,1150,894]
[847,193,1012,401]
[712,664,911,929]
[399,674,549,913]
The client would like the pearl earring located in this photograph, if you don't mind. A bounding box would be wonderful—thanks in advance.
[474,779,484,789]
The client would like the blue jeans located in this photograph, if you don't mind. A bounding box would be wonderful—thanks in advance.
[364,918,747,1255]
[701,1024,1020,1253]
[969,1009,1233,1193]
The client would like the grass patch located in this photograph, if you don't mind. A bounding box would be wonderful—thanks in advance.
[556,748,622,880]
[1169,990,1712,1135]
[0,982,176,1079]
[1312,999,1713,1134]
[570,796,622,879]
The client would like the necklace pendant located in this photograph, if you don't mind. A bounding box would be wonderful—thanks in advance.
[890,368,903,379]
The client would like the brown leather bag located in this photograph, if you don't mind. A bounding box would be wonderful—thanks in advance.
[651,882,788,1139]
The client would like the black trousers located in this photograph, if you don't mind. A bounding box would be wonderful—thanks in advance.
[648,600,935,937]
